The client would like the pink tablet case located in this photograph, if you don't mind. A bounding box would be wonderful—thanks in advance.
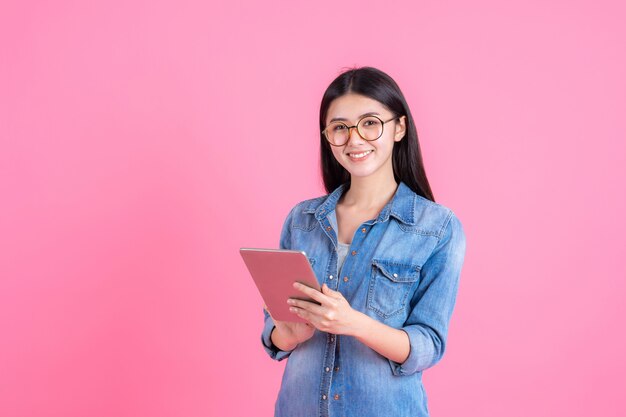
[240,248,321,323]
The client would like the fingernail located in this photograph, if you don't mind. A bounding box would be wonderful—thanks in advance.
[289,307,296,312]
[287,299,293,304]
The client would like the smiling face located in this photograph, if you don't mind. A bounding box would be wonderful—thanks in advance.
[324,93,407,181]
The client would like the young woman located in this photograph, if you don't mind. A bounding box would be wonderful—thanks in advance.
[261,66,467,417]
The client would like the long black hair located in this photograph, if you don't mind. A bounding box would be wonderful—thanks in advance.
[319,66,435,202]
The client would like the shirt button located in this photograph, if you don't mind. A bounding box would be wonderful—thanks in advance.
[334,394,340,400]
[322,394,327,400]
[361,227,366,233]
[343,276,349,282]
[330,336,335,342]
[329,275,334,280]
[335,367,340,372]
[393,273,398,278]
[351,250,357,256]
[325,367,330,372]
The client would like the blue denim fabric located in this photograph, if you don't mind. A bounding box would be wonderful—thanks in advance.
[261,181,466,417]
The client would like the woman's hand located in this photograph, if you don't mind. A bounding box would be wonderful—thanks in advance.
[265,305,315,351]
[287,282,365,336]
[287,283,411,363]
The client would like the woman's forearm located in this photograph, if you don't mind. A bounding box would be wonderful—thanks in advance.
[286,282,411,363]
[270,326,298,352]
[350,311,410,364]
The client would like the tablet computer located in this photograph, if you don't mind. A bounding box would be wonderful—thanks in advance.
[240,248,321,323]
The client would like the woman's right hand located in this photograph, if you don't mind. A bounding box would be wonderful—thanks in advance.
[265,305,315,351]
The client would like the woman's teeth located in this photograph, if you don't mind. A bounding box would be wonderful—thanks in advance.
[349,150,373,159]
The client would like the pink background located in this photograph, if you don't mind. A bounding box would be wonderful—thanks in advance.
[2,1,625,416]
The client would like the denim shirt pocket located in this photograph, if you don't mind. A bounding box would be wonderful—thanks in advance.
[367,259,421,319]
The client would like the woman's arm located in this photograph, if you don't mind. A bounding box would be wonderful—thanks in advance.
[268,310,315,352]
[288,283,410,364]
[350,308,411,364]
[270,326,299,352]
[262,203,316,357]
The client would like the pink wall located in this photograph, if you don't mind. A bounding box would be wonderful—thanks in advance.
[2,1,625,416]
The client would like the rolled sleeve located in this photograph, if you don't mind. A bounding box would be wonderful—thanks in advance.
[260,204,298,361]
[389,211,467,376]
[261,308,293,361]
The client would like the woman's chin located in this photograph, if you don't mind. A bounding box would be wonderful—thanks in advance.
[341,167,377,179]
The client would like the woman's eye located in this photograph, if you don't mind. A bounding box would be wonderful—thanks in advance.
[363,119,380,127]
[333,124,346,131]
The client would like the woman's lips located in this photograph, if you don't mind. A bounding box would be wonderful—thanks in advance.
[346,149,374,161]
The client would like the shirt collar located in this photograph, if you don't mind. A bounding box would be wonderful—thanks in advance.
[303,181,416,225]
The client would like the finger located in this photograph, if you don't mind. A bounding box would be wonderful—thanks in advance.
[293,282,330,304]
[289,306,316,325]
[288,298,325,316]
[290,305,337,333]
[321,283,344,299]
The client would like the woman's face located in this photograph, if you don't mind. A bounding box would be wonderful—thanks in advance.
[324,93,406,181]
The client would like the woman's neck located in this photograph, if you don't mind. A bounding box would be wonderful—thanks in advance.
[340,175,399,210]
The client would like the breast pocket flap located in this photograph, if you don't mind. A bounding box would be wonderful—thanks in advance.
[371,260,420,283]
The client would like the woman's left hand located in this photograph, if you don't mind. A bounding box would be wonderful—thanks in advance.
[288,282,364,336]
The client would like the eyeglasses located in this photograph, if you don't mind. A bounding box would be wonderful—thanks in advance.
[322,114,400,147]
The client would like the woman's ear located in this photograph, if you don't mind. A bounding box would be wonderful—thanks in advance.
[394,115,407,142]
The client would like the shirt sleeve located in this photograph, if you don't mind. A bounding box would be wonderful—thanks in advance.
[388,210,467,376]
[260,204,298,361]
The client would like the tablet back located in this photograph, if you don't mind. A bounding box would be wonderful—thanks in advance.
[240,248,321,323]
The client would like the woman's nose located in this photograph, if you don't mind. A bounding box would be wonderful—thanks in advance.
[346,126,365,144]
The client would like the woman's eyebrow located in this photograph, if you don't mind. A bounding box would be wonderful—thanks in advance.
[329,112,381,123]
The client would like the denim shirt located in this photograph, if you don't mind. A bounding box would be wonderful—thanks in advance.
[261,181,467,417]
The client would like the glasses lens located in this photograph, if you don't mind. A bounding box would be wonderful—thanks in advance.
[357,116,383,140]
[325,122,349,145]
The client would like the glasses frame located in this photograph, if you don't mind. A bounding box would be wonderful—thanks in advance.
[322,115,400,147]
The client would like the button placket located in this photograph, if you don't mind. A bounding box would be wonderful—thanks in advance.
[320,333,338,414]
[325,346,343,416]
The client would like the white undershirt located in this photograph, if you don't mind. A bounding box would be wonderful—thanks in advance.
[337,241,350,274]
